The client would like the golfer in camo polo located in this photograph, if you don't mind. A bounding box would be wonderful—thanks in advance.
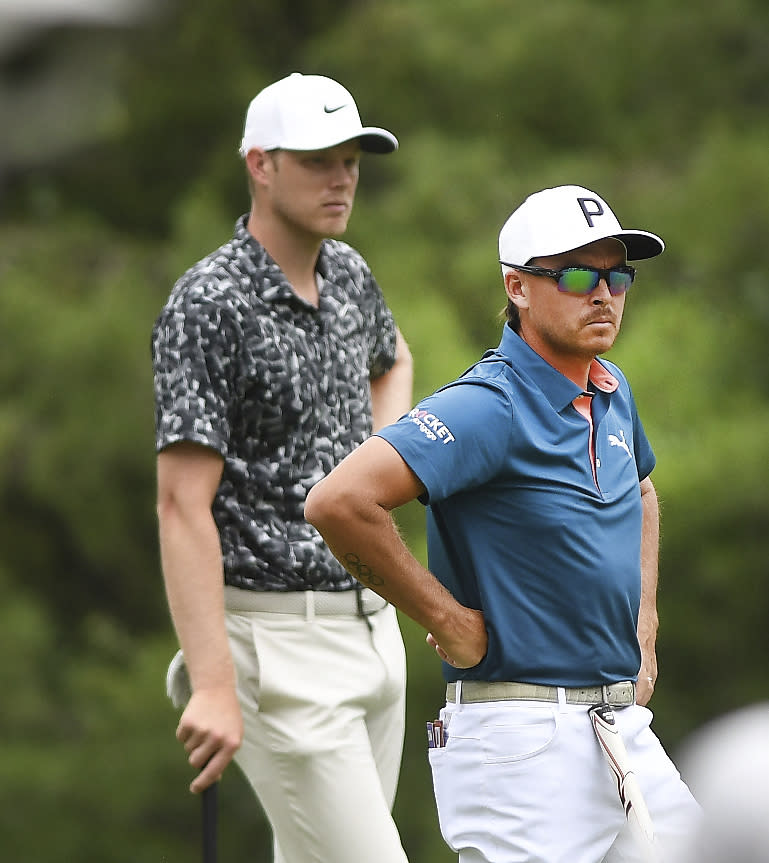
[152,73,413,863]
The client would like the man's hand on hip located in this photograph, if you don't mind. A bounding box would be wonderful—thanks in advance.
[426,607,488,669]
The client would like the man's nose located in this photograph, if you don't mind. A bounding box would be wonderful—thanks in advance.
[591,279,612,302]
[330,161,355,185]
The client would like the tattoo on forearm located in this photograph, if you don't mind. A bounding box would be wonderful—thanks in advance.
[343,552,384,586]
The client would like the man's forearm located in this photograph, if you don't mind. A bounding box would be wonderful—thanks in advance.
[306,476,487,669]
[636,478,660,704]
[158,502,235,692]
[316,494,448,629]
[638,478,660,650]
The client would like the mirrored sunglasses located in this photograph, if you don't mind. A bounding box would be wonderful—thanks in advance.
[500,262,636,296]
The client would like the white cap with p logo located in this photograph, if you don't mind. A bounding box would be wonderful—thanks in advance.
[498,184,664,265]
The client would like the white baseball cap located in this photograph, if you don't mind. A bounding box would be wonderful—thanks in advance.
[239,72,398,157]
[498,184,664,265]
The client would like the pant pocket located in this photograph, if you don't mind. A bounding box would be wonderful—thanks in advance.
[480,705,559,764]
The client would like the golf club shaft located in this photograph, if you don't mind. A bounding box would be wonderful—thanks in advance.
[202,781,218,863]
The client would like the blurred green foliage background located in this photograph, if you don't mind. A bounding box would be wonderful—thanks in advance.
[1,0,767,859]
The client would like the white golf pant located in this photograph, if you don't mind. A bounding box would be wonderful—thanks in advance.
[227,601,408,863]
[429,694,701,863]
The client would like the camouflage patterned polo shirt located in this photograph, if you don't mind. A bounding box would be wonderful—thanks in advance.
[152,216,398,592]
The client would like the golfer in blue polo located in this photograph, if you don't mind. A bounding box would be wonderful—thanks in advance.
[306,185,702,862]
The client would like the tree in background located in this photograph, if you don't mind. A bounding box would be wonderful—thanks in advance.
[1,0,768,858]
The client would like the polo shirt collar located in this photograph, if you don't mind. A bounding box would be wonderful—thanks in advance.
[497,324,618,412]
[233,215,327,307]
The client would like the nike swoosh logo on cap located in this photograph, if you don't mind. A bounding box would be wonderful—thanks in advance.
[324,104,347,113]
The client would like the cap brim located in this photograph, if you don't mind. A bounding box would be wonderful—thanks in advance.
[613,230,665,260]
[260,127,398,155]
[358,127,398,153]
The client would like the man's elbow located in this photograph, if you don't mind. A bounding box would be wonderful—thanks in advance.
[305,478,372,537]
[304,479,339,534]
[156,485,180,526]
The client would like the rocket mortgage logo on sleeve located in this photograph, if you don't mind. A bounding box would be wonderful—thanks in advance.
[408,409,456,445]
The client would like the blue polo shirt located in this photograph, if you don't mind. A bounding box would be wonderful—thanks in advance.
[376,324,655,687]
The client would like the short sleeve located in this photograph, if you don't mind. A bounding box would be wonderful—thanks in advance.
[631,401,655,481]
[376,379,513,502]
[366,271,398,379]
[151,295,239,456]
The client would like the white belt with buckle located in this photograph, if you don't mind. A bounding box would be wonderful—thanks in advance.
[224,585,388,616]
[446,680,636,707]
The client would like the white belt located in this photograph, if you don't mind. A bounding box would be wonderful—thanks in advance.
[224,585,388,617]
[447,679,636,708]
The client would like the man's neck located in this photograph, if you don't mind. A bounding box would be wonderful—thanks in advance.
[518,330,593,390]
[247,211,323,307]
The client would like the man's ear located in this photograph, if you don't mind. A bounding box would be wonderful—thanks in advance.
[245,148,273,186]
[504,270,530,311]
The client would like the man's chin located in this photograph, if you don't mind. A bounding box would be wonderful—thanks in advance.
[327,217,351,237]
[577,332,618,357]
[593,337,618,356]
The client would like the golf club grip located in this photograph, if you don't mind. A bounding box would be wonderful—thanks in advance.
[202,781,218,863]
